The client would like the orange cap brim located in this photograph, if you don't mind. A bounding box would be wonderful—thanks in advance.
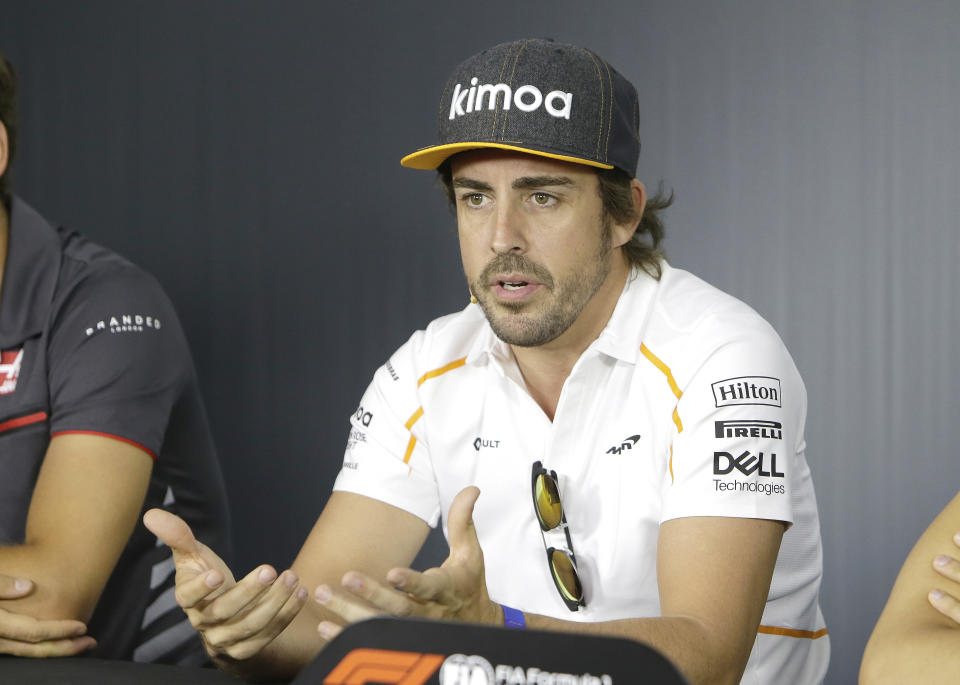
[400,142,615,170]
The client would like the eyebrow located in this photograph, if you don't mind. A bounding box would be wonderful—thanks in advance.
[452,178,494,192]
[451,175,575,191]
[511,175,574,190]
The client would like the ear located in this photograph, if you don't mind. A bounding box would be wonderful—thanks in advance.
[0,120,8,180]
[609,178,647,249]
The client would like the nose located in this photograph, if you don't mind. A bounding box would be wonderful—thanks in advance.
[490,201,527,254]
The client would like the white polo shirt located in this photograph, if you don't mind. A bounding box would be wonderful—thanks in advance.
[334,262,829,683]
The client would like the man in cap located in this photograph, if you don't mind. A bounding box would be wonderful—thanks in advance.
[0,51,231,663]
[147,39,829,684]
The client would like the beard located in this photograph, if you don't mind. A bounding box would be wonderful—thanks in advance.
[470,218,613,347]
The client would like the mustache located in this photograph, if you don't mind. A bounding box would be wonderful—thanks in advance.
[479,254,554,289]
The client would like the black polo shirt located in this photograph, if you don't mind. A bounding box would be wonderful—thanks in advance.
[0,197,231,665]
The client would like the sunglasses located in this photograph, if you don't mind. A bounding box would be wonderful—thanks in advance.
[531,460,585,611]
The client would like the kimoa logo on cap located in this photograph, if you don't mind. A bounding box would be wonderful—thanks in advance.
[449,77,573,121]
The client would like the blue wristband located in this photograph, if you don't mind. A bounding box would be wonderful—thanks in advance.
[501,604,526,629]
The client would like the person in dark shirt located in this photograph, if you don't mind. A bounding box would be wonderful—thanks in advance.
[0,51,230,664]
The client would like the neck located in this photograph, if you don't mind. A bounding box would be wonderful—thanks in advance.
[511,253,630,420]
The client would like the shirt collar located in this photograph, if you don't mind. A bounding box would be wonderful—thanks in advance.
[591,265,663,364]
[0,197,63,348]
[464,263,664,369]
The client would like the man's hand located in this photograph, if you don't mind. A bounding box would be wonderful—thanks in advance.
[143,509,309,661]
[928,531,960,623]
[0,573,96,657]
[314,487,500,639]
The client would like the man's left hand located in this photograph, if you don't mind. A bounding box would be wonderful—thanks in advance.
[314,486,500,639]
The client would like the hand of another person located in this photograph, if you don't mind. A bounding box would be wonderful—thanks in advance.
[0,573,96,657]
[143,509,309,661]
[929,531,960,624]
[314,486,499,640]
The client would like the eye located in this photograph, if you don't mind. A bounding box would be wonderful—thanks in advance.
[531,192,555,206]
[461,192,488,208]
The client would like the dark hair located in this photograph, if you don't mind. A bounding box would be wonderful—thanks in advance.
[0,52,17,210]
[596,167,672,280]
[437,159,672,279]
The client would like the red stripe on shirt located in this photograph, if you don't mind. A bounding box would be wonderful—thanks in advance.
[0,411,49,434]
[51,430,157,461]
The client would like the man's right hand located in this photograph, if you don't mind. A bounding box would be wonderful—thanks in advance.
[0,574,97,657]
[143,509,308,662]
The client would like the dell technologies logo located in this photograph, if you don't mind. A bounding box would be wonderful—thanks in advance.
[711,376,781,408]
[714,451,784,478]
[449,78,573,121]
[715,420,782,440]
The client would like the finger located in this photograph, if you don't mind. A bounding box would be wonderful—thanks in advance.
[204,575,309,661]
[0,574,33,599]
[175,568,227,611]
[315,583,382,624]
[317,620,344,642]
[340,571,418,616]
[143,509,200,557]
[387,567,451,605]
[929,589,960,624]
[191,565,278,626]
[447,486,482,561]
[0,635,97,658]
[0,609,88,643]
[933,555,960,583]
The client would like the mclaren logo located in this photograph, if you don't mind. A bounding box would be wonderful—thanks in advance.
[606,434,641,455]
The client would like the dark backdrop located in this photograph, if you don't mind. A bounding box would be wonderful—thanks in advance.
[3,3,960,684]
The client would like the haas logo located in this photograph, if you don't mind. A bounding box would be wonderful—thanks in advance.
[0,349,24,395]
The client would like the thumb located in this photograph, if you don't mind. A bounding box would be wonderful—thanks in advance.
[143,508,200,558]
[447,486,482,559]
[0,573,33,599]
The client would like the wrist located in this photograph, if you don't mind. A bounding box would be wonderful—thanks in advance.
[499,604,526,629]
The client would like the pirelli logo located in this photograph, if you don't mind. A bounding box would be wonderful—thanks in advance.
[324,648,444,684]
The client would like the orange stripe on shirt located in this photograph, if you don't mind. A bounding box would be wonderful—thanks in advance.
[758,625,829,640]
[417,357,467,387]
[403,358,467,464]
[640,343,683,482]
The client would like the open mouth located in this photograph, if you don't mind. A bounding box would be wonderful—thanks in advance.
[500,280,529,291]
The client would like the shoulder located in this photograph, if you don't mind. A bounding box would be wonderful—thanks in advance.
[643,264,798,387]
[387,304,488,379]
[49,230,184,338]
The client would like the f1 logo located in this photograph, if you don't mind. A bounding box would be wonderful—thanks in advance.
[323,648,444,684]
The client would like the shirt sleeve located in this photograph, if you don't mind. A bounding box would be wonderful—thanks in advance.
[46,263,191,459]
[332,331,442,527]
[660,320,805,526]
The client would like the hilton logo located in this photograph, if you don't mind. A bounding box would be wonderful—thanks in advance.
[711,376,781,408]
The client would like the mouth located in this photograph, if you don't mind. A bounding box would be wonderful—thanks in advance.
[488,274,542,301]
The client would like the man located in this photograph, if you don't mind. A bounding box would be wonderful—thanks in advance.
[0,52,230,663]
[147,39,829,684]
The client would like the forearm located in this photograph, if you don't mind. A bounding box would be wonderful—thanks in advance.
[523,611,746,685]
[0,543,97,621]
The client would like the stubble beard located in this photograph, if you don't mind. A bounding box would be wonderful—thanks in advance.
[470,218,613,347]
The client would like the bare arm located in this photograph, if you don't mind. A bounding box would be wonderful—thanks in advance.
[0,433,153,655]
[146,490,430,681]
[319,487,784,685]
[860,490,960,684]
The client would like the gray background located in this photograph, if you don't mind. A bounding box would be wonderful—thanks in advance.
[2,1,958,683]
